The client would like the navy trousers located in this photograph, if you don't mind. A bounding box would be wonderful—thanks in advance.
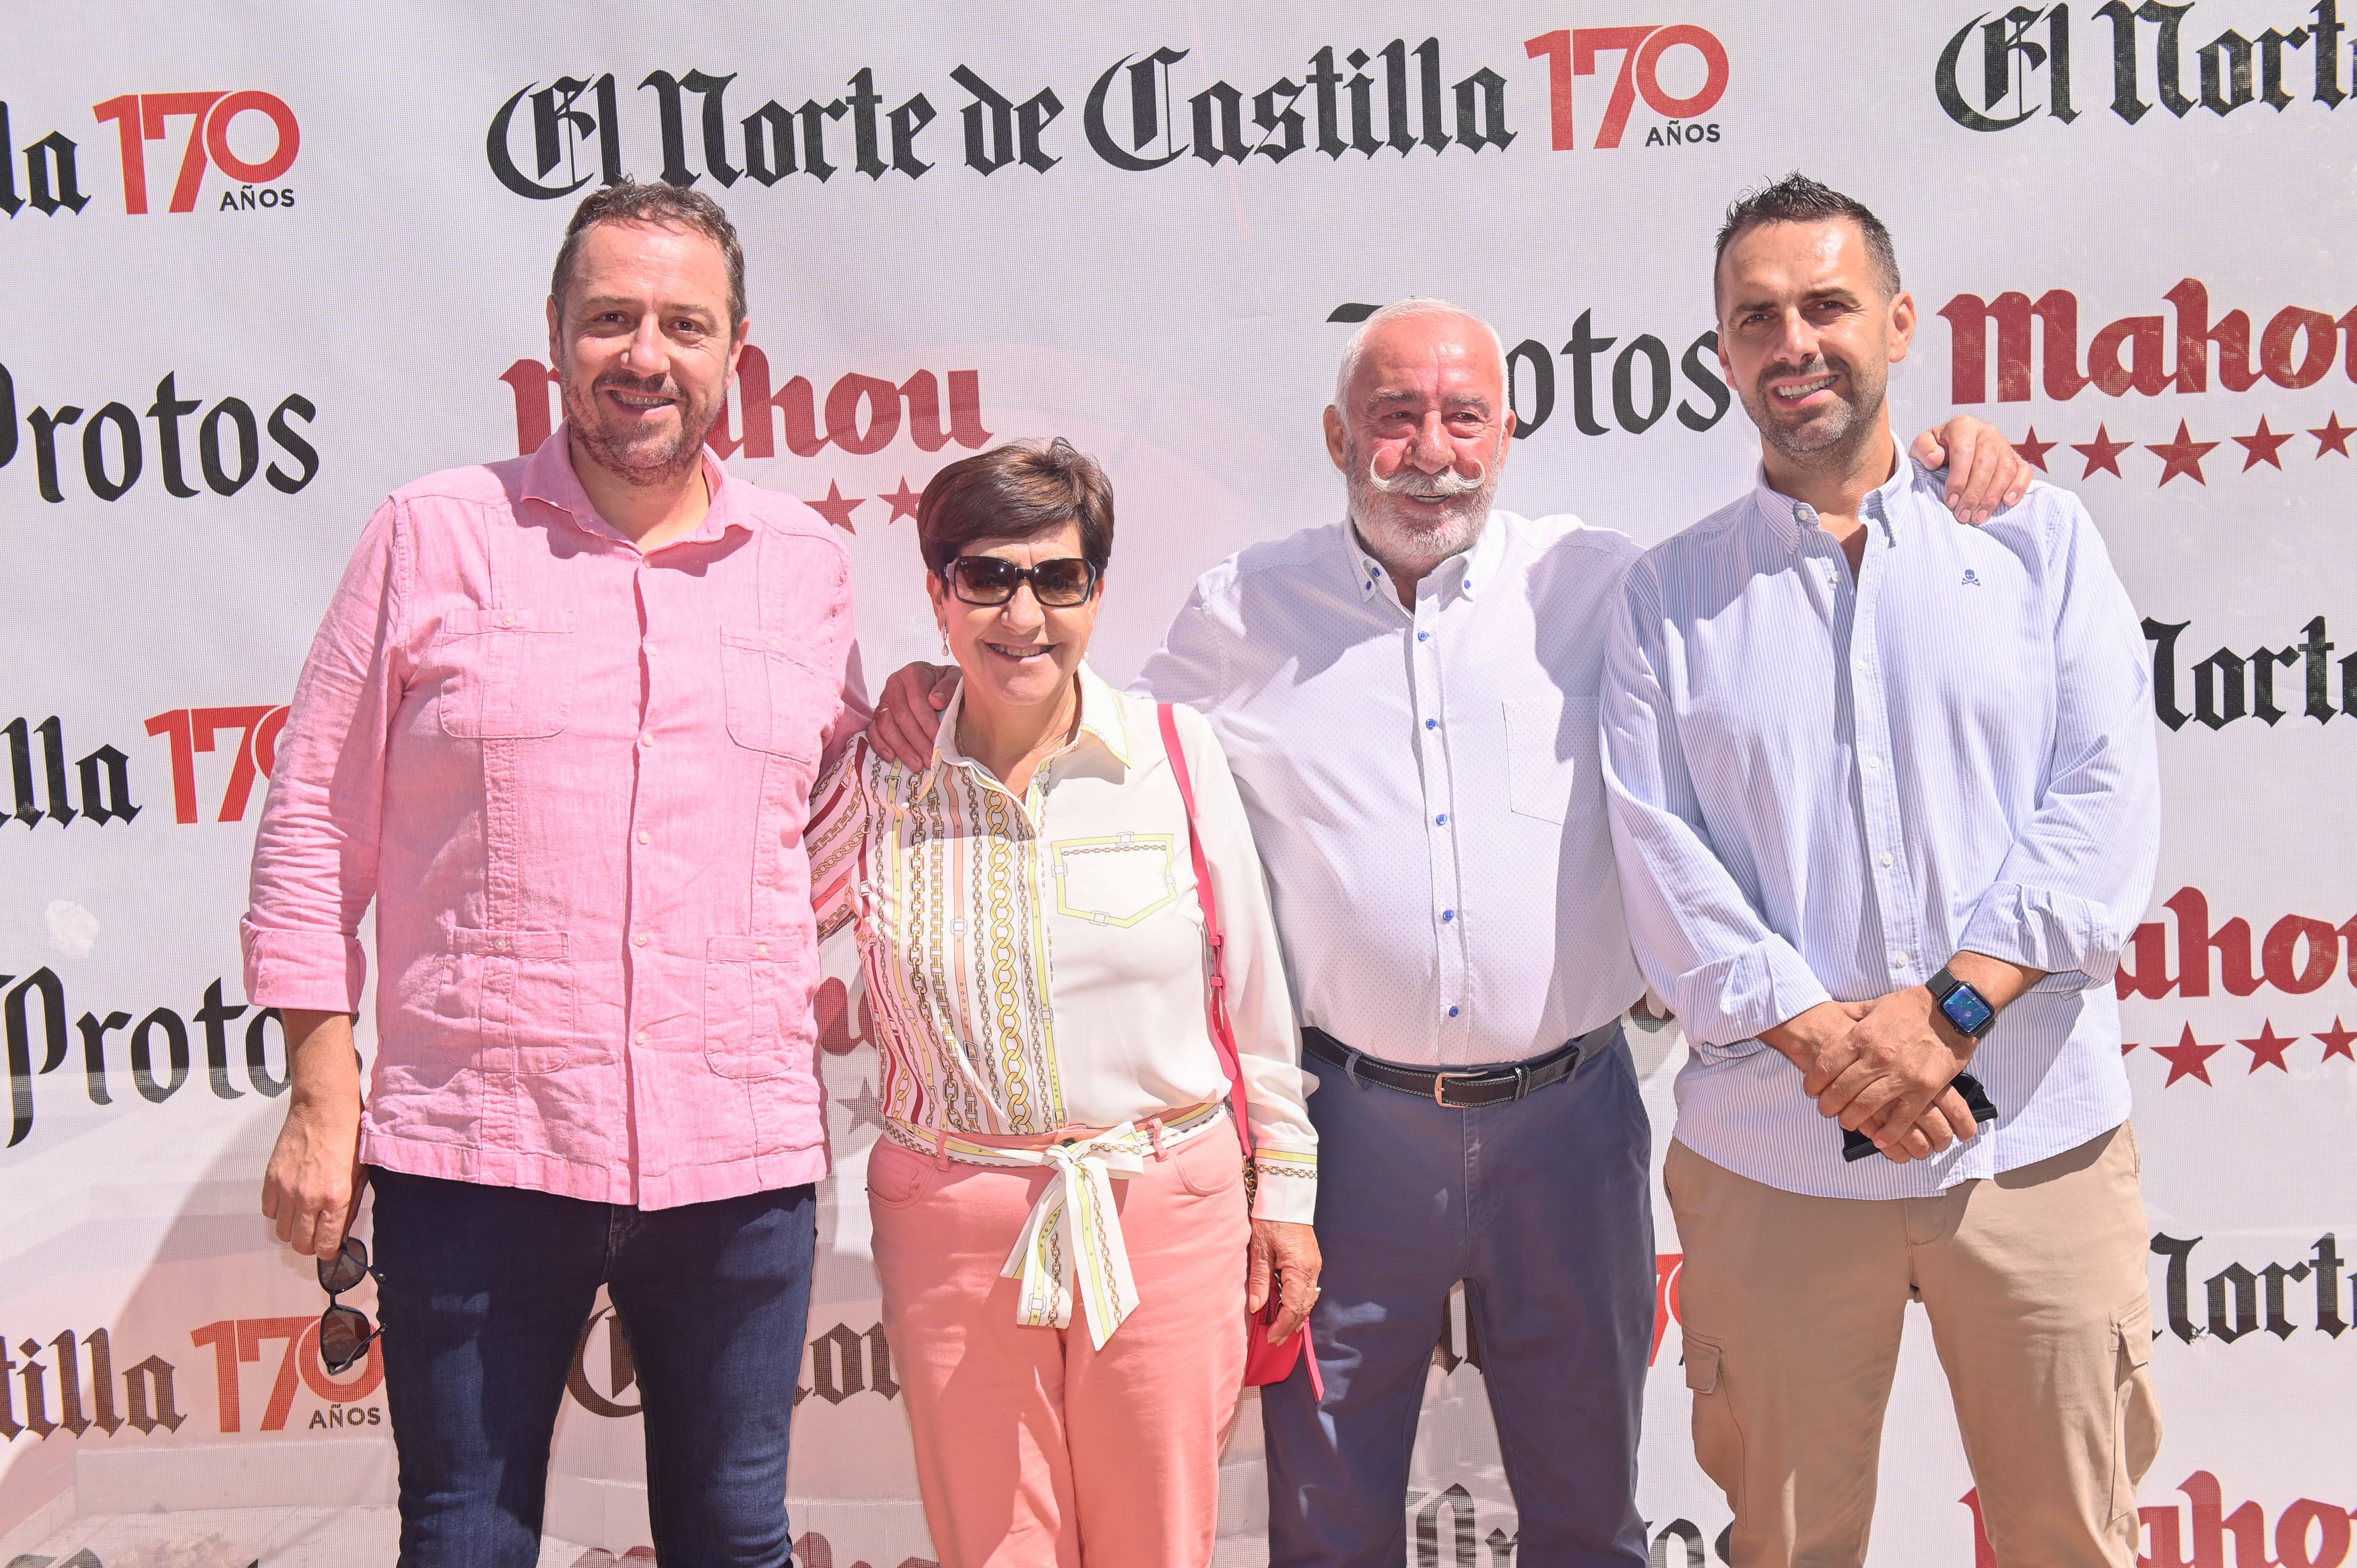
[370,1168,817,1567]
[1263,1029,1655,1567]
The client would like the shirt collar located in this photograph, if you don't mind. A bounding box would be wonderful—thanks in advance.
[519,422,748,549]
[1750,436,1917,550]
[1343,508,1508,604]
[927,661,1133,788]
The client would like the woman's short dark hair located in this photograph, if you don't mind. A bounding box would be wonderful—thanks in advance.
[917,438,1115,581]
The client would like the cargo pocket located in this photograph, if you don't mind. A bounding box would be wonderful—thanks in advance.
[441,927,574,1074]
[2109,1303,2162,1523]
[703,934,787,1081]
[1683,1333,1744,1507]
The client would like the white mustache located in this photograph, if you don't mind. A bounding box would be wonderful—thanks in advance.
[1366,454,1486,498]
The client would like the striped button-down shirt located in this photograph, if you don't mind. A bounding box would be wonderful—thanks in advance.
[1599,456,2160,1198]
[1138,510,1647,1068]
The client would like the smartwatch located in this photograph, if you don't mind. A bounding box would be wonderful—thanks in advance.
[1927,965,1997,1040]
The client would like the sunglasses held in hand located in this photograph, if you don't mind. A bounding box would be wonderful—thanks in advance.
[317,1235,385,1375]
[943,555,1100,607]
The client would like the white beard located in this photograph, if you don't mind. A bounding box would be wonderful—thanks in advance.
[1344,440,1500,582]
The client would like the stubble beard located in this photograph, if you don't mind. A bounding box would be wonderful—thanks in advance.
[1742,351,1888,473]
[561,362,719,489]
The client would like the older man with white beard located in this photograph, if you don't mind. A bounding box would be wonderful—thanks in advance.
[869,298,2027,1565]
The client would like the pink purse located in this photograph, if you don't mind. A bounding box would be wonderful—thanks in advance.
[1158,703,1323,1400]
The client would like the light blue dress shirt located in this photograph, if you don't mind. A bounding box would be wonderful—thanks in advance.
[1599,456,2161,1198]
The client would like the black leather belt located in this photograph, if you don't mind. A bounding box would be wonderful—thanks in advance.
[1302,1022,1615,1108]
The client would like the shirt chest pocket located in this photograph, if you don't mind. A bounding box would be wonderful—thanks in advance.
[1052,835,1182,928]
[721,631,834,761]
[1504,697,1579,825]
[436,608,576,740]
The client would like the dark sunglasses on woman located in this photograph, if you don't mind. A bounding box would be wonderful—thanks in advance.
[317,1235,385,1375]
[943,555,1099,607]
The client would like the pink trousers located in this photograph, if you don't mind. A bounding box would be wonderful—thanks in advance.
[867,1124,1251,1567]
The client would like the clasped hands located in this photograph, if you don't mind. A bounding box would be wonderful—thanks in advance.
[1764,990,1981,1164]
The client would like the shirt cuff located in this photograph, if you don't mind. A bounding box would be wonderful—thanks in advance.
[240,916,368,1013]
[1249,1149,1318,1224]
[1957,883,2110,983]
[1682,937,1832,1053]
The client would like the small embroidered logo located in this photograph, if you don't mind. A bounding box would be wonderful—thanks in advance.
[1960,569,1983,586]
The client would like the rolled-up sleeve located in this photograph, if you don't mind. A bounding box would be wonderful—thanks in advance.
[1598,562,1831,1050]
[1956,500,2161,985]
[240,500,415,1013]
[1176,704,1317,1223]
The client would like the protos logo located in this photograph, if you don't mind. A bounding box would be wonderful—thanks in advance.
[92,91,300,213]
[1523,24,1730,149]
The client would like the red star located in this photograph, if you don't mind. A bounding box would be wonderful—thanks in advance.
[2238,1019,2296,1072]
[805,480,864,533]
[2317,1016,2357,1062]
[2233,415,2294,471]
[2147,421,2220,486]
[2121,1039,2140,1056]
[2072,423,2134,479]
[879,477,923,524]
[2312,413,2356,458]
[2016,427,2055,473]
[2152,1023,2226,1087]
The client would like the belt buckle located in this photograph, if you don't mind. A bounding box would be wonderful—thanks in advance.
[1432,1071,1473,1108]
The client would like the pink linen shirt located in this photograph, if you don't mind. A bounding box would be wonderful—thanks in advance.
[241,428,863,1209]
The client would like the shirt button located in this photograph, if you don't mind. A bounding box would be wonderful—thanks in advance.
[632,932,648,947]
[1434,813,1449,826]
[492,936,508,951]
[634,1030,648,1044]
[645,643,659,656]
[1442,909,1455,922]
[1853,657,1869,675]
[500,613,516,628]
[1863,755,1880,772]
[1416,630,1430,642]
[1889,953,1908,969]
[1879,852,1894,867]
[755,943,770,957]
[637,830,651,845]
[1425,718,1438,730]
[640,732,655,747]
[1448,1005,1461,1017]
[768,636,781,650]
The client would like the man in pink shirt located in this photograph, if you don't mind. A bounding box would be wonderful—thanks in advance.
[243,182,861,1565]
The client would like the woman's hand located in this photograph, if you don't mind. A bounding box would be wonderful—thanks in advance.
[1249,1218,1323,1344]
[260,1009,366,1260]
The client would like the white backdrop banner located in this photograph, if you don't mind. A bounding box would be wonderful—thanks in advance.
[3,3,2354,1564]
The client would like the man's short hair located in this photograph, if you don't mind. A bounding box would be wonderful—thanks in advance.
[1713,173,1900,306]
[1333,298,1507,409]
[917,438,1115,580]
[551,179,748,332]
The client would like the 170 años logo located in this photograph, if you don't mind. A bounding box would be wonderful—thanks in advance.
[0,90,298,217]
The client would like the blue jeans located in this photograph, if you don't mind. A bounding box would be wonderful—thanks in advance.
[1263,1029,1655,1567]
[370,1168,817,1567]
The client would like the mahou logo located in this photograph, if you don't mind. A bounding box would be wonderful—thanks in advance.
[0,91,299,218]
[1936,0,2356,131]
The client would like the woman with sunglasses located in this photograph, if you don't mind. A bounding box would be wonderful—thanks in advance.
[807,438,1319,1567]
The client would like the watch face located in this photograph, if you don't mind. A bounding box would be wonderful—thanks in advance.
[1940,984,1996,1037]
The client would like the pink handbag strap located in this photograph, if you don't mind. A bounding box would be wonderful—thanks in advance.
[1158,702,1258,1161]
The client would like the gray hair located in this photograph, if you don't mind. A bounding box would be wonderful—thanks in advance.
[1331,298,1507,409]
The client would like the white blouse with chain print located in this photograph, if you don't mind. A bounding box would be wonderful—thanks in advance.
[808,663,1317,1224]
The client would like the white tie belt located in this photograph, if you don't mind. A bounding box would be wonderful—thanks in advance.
[884,1100,1232,1348]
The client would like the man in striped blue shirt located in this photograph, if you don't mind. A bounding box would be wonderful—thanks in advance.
[1599,175,2164,1568]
